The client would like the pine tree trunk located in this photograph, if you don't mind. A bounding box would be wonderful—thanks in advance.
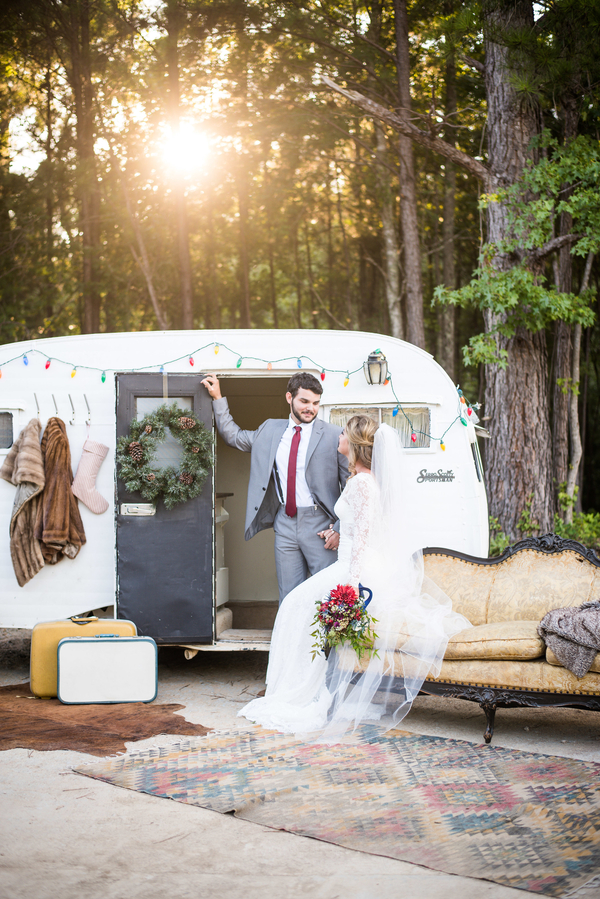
[394,0,425,348]
[483,0,555,539]
[237,172,252,328]
[165,0,194,329]
[439,42,457,380]
[69,0,101,334]
[552,95,579,506]
[375,124,403,339]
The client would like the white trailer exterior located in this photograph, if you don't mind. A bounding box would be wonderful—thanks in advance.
[0,329,488,640]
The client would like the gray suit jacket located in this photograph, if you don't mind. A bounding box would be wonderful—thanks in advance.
[213,397,349,540]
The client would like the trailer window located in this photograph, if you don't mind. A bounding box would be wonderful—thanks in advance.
[381,407,430,448]
[135,396,193,469]
[329,406,430,448]
[0,412,13,448]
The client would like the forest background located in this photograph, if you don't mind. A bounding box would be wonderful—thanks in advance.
[1,0,600,553]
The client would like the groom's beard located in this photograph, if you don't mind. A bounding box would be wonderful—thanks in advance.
[291,398,318,424]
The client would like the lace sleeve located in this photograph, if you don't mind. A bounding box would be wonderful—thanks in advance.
[347,475,377,587]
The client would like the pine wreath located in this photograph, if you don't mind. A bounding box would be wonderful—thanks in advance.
[116,402,213,509]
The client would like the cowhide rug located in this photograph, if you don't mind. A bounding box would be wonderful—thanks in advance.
[0,682,211,756]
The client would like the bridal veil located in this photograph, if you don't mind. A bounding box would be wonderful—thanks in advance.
[319,423,470,741]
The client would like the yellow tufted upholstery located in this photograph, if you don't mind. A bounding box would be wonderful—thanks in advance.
[367,547,600,702]
[425,659,600,695]
[445,621,544,661]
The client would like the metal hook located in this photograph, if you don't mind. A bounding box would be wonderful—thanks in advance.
[68,394,75,426]
[51,394,58,416]
[84,394,91,425]
[34,393,40,419]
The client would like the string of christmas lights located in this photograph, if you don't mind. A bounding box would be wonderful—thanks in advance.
[0,342,480,449]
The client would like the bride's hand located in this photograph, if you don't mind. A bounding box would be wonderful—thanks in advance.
[318,527,340,551]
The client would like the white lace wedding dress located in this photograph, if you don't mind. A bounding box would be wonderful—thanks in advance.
[239,429,471,739]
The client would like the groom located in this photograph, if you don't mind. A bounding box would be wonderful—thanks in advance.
[201,372,349,603]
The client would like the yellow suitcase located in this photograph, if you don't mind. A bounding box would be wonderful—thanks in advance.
[30,616,138,697]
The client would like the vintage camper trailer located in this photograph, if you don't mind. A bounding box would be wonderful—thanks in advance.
[0,329,488,652]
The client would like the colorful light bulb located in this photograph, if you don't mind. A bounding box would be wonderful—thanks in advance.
[460,396,466,404]
[383,378,389,385]
[392,407,399,417]
[101,371,106,383]
[460,417,467,426]
[45,359,51,370]
[467,407,472,416]
[71,368,76,378]
[267,362,272,370]
[23,355,28,366]
[214,344,219,354]
[189,356,194,367]
[440,441,446,451]
[320,371,325,381]
[297,358,302,368]
[160,365,165,373]
[411,432,417,443]
[236,357,242,369]
[343,374,349,387]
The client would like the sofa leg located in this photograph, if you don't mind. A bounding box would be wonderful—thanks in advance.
[482,702,496,744]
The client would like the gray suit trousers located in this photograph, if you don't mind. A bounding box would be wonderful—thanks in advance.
[273,504,337,604]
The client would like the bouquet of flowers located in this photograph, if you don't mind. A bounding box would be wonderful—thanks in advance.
[310,583,379,661]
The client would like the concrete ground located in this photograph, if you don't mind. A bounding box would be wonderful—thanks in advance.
[1,628,600,899]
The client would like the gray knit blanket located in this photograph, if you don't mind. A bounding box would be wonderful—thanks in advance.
[538,601,600,678]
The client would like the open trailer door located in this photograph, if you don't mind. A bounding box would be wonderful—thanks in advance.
[116,373,214,644]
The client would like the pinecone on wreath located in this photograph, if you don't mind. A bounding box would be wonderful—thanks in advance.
[179,416,195,430]
[144,424,153,434]
[128,441,143,461]
[191,446,200,453]
[179,472,194,486]
[146,473,156,481]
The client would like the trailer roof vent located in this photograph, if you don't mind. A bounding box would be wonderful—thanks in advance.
[0,412,13,448]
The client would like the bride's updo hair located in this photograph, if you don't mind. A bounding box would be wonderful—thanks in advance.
[345,415,379,476]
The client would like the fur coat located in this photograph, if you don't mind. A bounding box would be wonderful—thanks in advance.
[0,418,46,587]
[34,417,86,564]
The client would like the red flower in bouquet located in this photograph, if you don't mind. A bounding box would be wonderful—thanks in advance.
[310,584,378,661]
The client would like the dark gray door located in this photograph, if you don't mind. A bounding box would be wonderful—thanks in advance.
[116,374,214,643]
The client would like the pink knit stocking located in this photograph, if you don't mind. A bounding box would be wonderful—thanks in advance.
[72,439,109,514]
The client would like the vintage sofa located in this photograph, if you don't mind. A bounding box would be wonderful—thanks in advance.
[356,534,600,743]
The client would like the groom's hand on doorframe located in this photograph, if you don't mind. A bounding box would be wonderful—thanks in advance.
[201,374,222,400]
[317,525,340,551]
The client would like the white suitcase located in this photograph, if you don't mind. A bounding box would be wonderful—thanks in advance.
[57,634,158,704]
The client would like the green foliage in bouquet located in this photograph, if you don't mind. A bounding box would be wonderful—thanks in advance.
[311,584,379,661]
[116,402,213,509]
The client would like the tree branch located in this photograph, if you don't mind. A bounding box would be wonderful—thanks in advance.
[526,234,580,265]
[321,76,490,184]
[461,55,485,75]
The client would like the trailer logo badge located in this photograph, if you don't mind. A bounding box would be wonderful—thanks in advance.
[417,469,455,483]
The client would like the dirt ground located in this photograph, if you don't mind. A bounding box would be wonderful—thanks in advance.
[1,628,600,899]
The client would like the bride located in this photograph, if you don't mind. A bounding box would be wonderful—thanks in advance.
[239,415,471,739]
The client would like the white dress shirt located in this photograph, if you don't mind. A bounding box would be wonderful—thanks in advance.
[275,417,315,508]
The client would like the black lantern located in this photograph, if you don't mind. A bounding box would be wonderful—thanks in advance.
[363,349,388,385]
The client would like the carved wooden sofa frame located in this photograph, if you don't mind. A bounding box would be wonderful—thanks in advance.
[418,534,600,743]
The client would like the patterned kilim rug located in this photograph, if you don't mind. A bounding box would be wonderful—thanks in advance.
[75,728,600,897]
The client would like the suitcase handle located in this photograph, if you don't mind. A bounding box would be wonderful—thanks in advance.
[70,616,99,624]
[94,633,119,639]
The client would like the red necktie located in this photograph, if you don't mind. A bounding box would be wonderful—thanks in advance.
[285,426,302,517]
